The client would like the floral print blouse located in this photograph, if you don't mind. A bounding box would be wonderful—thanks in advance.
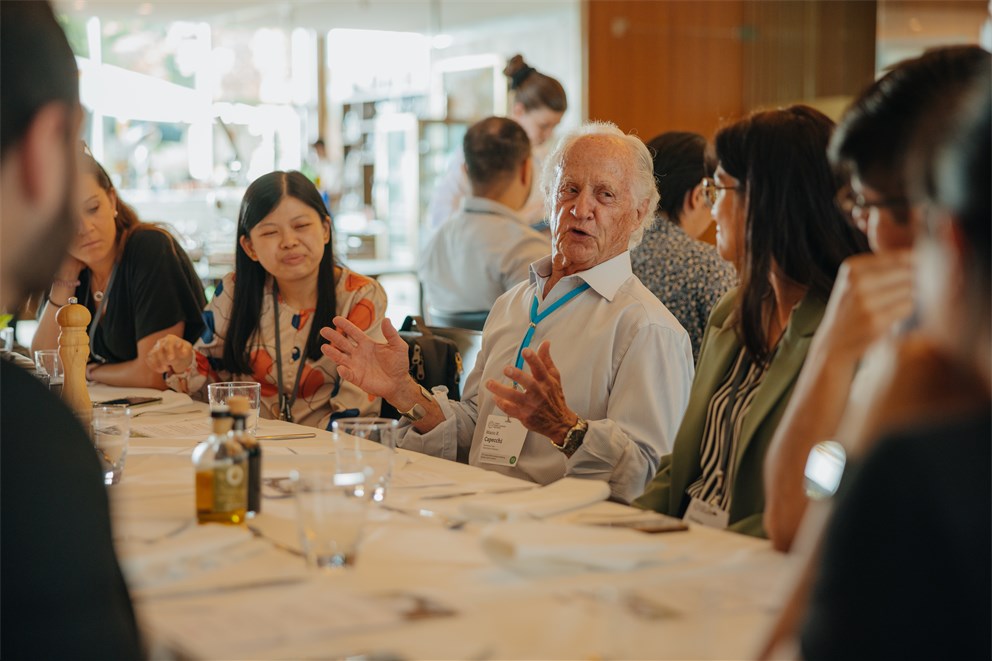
[165,267,387,429]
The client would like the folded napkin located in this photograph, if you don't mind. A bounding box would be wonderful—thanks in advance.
[480,520,667,573]
[459,477,609,522]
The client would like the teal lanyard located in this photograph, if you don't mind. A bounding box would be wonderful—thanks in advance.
[514,282,591,370]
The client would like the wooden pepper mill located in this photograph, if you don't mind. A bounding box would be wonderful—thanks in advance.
[56,296,92,417]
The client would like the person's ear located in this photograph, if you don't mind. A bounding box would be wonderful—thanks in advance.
[945,217,970,298]
[685,182,705,213]
[239,235,258,261]
[322,215,331,244]
[108,188,119,218]
[510,101,527,120]
[520,156,533,187]
[634,196,651,229]
[19,102,72,220]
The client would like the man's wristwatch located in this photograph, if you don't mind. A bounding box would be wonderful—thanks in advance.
[554,417,588,457]
[397,385,434,422]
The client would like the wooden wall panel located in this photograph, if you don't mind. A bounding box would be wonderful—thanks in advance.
[587,0,746,140]
[587,0,877,140]
[743,0,877,110]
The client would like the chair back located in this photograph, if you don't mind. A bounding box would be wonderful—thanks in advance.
[428,310,488,332]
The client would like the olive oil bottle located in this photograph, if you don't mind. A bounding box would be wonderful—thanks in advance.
[228,395,261,516]
[193,407,248,524]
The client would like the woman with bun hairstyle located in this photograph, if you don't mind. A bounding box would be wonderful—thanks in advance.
[426,54,567,230]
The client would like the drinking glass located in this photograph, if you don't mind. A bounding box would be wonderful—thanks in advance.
[332,417,398,503]
[33,349,63,396]
[207,382,261,433]
[291,461,368,570]
[91,404,130,485]
[1,327,13,354]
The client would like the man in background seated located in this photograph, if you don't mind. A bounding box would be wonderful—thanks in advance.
[324,122,694,504]
[631,131,737,361]
[0,2,142,658]
[420,116,548,322]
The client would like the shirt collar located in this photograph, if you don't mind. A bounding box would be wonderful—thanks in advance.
[528,251,634,303]
[462,196,527,225]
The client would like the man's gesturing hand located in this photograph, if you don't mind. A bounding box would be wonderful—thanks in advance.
[320,316,409,401]
[485,341,578,446]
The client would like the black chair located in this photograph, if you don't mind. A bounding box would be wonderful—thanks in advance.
[427,310,488,331]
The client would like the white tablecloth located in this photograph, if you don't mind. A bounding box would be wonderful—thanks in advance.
[98,386,790,660]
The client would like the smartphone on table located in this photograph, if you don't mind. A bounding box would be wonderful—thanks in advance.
[96,396,163,408]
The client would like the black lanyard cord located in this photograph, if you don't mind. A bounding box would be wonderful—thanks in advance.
[271,283,308,423]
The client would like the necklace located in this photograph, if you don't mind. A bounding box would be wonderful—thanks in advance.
[91,272,110,302]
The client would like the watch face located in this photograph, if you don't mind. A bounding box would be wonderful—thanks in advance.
[561,420,588,455]
[403,403,427,422]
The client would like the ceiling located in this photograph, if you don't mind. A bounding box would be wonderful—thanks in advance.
[55,0,571,34]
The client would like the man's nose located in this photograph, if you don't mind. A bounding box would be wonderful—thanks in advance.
[571,188,595,219]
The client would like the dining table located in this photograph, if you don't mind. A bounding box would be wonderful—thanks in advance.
[92,384,792,660]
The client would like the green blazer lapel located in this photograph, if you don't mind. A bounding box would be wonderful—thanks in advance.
[734,294,827,471]
[669,295,742,510]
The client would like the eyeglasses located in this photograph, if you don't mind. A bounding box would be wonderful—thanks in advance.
[701,177,739,208]
[837,190,909,220]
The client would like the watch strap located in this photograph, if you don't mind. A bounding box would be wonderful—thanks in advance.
[556,417,588,457]
[398,385,434,421]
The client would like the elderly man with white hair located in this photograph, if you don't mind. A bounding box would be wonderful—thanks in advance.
[321,122,694,502]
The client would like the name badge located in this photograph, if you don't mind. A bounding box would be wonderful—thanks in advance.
[683,496,730,530]
[479,413,528,467]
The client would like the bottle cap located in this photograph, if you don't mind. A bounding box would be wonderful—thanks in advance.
[228,395,250,417]
[210,406,231,418]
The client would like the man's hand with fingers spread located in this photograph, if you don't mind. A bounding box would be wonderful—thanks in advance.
[485,341,577,446]
[320,316,410,402]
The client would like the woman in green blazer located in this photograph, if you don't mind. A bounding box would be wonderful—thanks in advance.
[634,106,868,537]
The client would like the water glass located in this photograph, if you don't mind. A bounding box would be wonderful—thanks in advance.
[291,461,369,570]
[91,405,130,485]
[1,327,13,353]
[208,382,261,433]
[332,418,398,503]
[34,349,63,396]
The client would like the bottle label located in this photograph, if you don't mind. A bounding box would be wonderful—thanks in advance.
[213,462,247,512]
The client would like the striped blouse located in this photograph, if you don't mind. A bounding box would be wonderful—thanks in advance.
[685,347,767,511]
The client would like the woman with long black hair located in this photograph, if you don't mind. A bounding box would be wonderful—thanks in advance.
[148,170,386,428]
[634,106,868,536]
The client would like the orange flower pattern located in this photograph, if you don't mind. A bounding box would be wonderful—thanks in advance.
[165,267,387,429]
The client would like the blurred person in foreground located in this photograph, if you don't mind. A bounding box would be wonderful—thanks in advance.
[797,71,991,661]
[0,2,142,658]
[323,122,693,504]
[762,45,990,551]
[633,106,868,536]
[631,131,737,361]
[420,116,549,320]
